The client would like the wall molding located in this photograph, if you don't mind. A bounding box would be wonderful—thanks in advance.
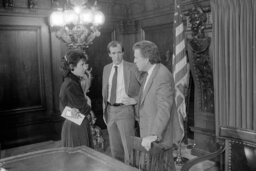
[0,25,46,114]
[220,127,256,144]
[191,126,216,136]
[132,6,172,21]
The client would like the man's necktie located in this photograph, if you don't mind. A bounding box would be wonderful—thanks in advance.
[110,66,118,104]
[135,72,148,121]
[138,72,148,105]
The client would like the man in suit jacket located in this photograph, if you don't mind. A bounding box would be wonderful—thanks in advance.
[133,40,176,170]
[102,41,140,163]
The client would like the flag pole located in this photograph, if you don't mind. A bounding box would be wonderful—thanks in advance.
[174,142,189,166]
[174,130,189,166]
[172,0,189,166]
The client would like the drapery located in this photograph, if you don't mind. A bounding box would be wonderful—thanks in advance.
[211,0,256,134]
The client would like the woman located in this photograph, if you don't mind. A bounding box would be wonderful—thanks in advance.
[80,64,105,151]
[59,50,92,147]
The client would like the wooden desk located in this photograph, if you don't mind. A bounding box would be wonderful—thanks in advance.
[0,146,139,171]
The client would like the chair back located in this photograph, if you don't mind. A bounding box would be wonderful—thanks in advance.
[129,136,174,171]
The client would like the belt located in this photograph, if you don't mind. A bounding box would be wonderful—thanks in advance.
[107,102,124,107]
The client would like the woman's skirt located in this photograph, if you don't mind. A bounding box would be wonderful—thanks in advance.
[61,118,92,147]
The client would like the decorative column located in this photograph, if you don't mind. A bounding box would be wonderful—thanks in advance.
[186,6,216,155]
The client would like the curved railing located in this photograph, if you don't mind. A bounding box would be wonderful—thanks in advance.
[181,143,225,171]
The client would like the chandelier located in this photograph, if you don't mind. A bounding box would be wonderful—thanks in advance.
[49,0,105,51]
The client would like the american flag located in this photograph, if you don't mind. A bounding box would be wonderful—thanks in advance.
[172,0,189,143]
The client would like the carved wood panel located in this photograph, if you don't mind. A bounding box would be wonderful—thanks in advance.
[0,15,56,148]
[143,24,173,70]
[0,26,45,113]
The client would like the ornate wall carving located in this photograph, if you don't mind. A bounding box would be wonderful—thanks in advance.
[117,20,140,34]
[186,5,215,155]
[188,37,214,113]
[187,5,214,113]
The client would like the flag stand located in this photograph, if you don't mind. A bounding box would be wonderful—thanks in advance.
[174,141,189,166]
[186,140,196,150]
[172,0,190,166]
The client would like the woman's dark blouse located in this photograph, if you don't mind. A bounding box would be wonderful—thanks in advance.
[59,72,90,115]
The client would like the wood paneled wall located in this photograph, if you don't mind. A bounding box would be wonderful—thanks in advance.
[143,24,173,70]
[0,14,54,148]
[0,27,42,111]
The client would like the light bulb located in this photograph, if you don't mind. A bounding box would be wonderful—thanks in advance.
[63,10,78,25]
[80,9,93,24]
[93,11,105,25]
[74,6,82,14]
[50,11,64,27]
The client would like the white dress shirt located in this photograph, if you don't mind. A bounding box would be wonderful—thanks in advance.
[143,64,156,91]
[108,61,128,103]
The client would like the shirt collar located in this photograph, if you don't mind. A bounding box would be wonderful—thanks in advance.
[112,60,123,69]
[147,64,156,76]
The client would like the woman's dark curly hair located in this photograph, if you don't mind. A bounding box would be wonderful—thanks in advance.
[60,49,88,76]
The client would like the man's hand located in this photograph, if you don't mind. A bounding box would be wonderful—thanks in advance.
[141,135,158,151]
[121,97,137,105]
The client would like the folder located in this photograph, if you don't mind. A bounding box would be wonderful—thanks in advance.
[61,106,85,125]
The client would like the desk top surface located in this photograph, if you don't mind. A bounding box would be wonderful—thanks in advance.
[0,146,139,171]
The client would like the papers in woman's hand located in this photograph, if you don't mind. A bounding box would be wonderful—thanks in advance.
[61,106,85,125]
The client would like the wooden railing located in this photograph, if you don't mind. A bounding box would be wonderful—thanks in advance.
[181,143,225,171]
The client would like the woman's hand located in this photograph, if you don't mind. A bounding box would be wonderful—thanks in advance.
[71,108,81,118]
[86,96,92,107]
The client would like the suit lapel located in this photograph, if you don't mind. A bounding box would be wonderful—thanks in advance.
[103,64,112,101]
[137,72,147,114]
[123,61,130,93]
[140,64,160,105]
